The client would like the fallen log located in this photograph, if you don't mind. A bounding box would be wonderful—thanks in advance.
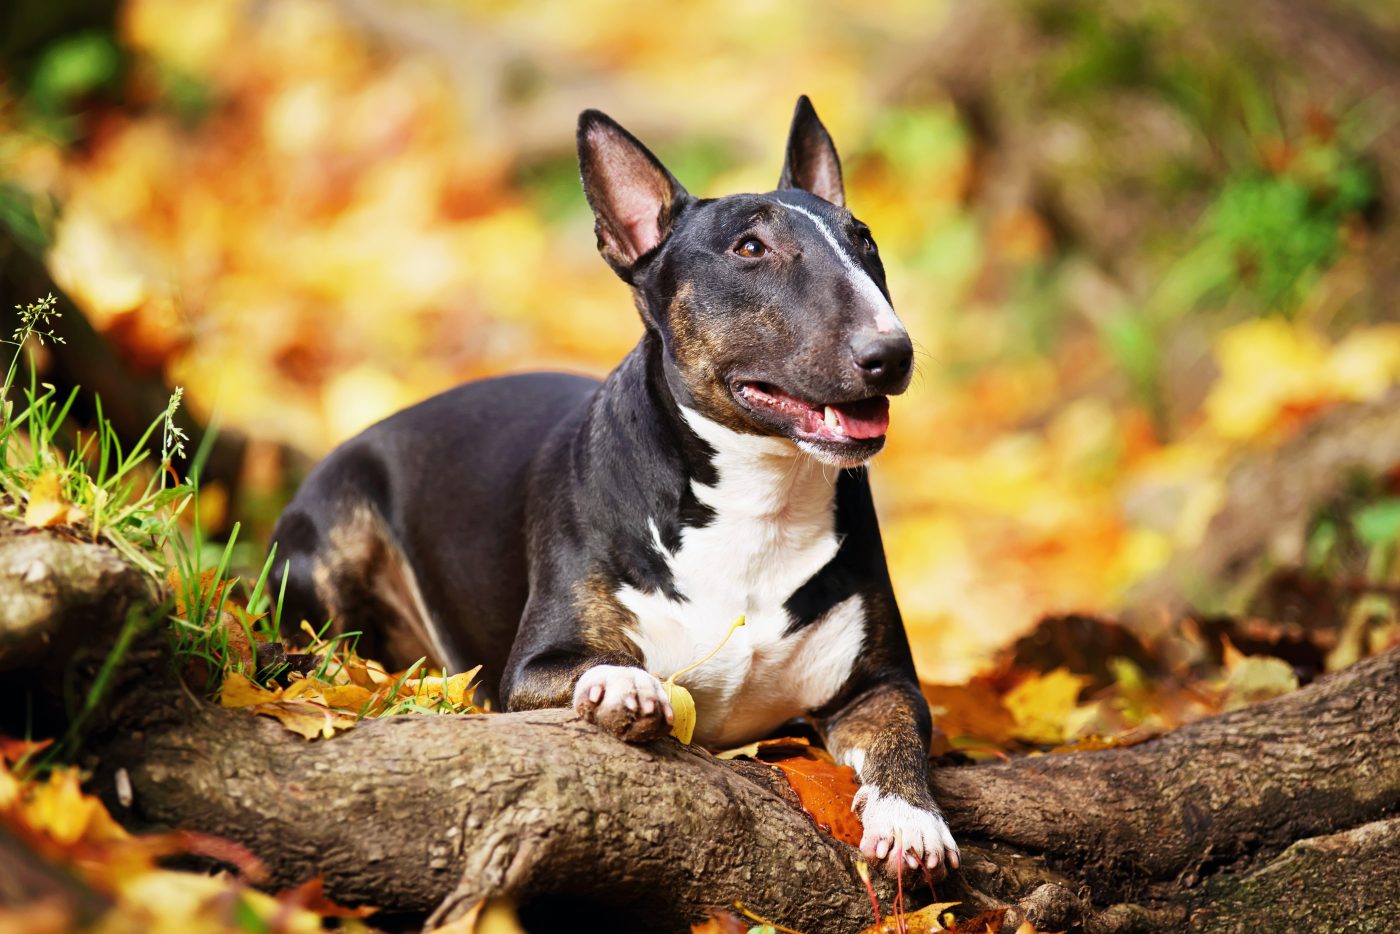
[4,521,1398,932]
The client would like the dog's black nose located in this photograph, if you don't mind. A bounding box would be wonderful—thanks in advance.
[852,332,914,387]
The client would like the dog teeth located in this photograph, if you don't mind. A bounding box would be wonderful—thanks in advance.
[824,406,842,434]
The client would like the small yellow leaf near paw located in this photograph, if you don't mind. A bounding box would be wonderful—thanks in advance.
[664,678,696,745]
[657,615,745,746]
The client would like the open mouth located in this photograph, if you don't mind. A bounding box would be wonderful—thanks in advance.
[734,382,890,448]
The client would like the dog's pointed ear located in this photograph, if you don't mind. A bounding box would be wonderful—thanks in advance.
[777,96,845,207]
[578,110,689,280]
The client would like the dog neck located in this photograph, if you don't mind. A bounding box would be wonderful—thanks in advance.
[583,333,840,541]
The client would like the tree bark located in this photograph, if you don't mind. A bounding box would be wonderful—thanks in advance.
[82,641,1399,933]
[6,522,1397,933]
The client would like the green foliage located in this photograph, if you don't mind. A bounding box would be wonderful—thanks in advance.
[0,295,294,689]
[1305,484,1400,587]
[26,31,122,114]
[1205,157,1374,313]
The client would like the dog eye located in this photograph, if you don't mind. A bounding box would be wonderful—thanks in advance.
[860,233,878,254]
[734,238,768,258]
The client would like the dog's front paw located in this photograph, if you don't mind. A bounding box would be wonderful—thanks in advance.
[854,786,960,879]
[572,665,675,743]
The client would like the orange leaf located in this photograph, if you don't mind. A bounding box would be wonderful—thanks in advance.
[691,910,749,933]
[922,682,1017,747]
[0,735,53,765]
[277,875,377,918]
[768,753,864,847]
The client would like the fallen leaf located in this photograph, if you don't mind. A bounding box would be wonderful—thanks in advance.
[862,901,962,933]
[691,909,750,933]
[277,875,377,919]
[255,699,358,740]
[1002,668,1091,746]
[768,753,864,847]
[949,908,1007,932]
[319,682,374,710]
[401,665,484,710]
[23,473,83,528]
[0,736,54,765]
[922,681,1017,748]
[219,670,281,708]
[714,736,813,760]
[1222,655,1298,711]
[20,767,130,847]
[664,679,697,745]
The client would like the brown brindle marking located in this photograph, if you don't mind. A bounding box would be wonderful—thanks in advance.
[311,505,445,672]
[667,282,796,435]
[820,683,938,807]
[574,574,647,661]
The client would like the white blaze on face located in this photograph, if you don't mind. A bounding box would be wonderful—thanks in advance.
[781,201,906,336]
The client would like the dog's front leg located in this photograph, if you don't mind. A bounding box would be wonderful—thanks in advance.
[818,683,960,877]
[503,640,675,744]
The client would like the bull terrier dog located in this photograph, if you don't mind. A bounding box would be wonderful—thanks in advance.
[270,96,959,876]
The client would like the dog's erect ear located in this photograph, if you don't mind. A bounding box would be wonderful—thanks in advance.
[777,96,844,207]
[578,110,689,279]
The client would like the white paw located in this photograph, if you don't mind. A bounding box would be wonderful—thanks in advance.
[854,786,961,878]
[572,665,674,743]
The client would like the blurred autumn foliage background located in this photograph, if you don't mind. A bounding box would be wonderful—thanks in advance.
[4,0,1400,690]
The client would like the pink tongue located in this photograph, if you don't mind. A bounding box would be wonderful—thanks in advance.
[833,397,890,439]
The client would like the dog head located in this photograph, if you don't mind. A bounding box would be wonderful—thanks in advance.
[578,96,912,466]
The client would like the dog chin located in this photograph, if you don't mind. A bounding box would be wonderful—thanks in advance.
[796,437,885,468]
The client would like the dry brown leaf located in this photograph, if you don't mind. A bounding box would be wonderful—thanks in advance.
[1222,655,1298,711]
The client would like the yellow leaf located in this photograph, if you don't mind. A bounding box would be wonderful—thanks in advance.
[429,897,524,934]
[1203,318,1330,440]
[21,768,129,847]
[443,666,483,707]
[24,472,83,529]
[714,736,813,760]
[658,616,745,745]
[254,699,356,740]
[862,901,962,934]
[219,671,281,708]
[1003,668,1091,746]
[282,678,323,702]
[664,679,696,745]
[319,683,374,710]
[400,665,483,710]
[1223,655,1298,711]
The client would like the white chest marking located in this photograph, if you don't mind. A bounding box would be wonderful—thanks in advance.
[616,408,867,747]
[781,201,907,336]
